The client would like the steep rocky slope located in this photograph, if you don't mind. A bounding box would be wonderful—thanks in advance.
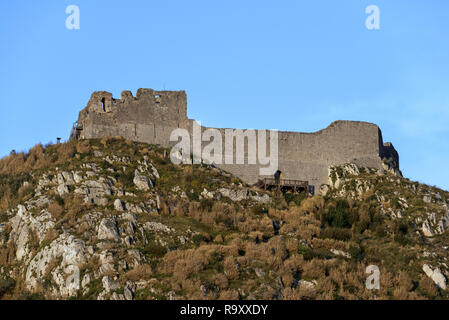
[0,138,448,300]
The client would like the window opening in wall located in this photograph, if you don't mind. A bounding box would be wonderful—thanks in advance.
[101,98,106,111]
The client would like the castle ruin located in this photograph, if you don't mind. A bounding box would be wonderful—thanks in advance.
[70,89,400,190]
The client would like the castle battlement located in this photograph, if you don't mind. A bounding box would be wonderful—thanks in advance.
[71,89,400,189]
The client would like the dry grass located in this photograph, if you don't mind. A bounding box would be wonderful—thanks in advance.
[125,265,153,282]
[223,256,239,280]
[161,247,214,281]
[48,201,64,220]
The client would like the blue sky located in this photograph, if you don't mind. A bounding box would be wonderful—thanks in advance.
[0,0,448,190]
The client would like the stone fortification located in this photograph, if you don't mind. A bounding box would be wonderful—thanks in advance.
[71,89,400,189]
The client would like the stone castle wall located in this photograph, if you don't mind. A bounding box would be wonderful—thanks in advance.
[71,89,400,188]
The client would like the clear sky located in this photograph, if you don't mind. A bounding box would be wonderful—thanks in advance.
[0,0,448,190]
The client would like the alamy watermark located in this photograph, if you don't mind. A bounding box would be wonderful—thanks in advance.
[66,5,80,30]
[64,5,379,31]
[65,265,80,292]
[365,265,380,290]
[169,121,278,175]
[365,5,380,30]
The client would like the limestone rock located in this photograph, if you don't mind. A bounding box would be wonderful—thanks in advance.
[422,221,434,237]
[98,218,120,241]
[73,171,83,183]
[218,188,249,202]
[111,292,125,300]
[330,249,351,259]
[114,199,125,211]
[255,268,265,279]
[133,170,153,191]
[423,264,447,290]
[25,233,89,298]
[297,279,317,290]
[57,183,69,196]
[75,179,112,206]
[102,276,120,293]
[343,163,360,176]
[124,281,136,300]
[93,150,103,157]
[9,205,55,261]
[144,221,173,233]
[168,291,177,300]
[200,188,214,199]
[250,192,271,204]
[61,171,75,185]
[319,184,329,196]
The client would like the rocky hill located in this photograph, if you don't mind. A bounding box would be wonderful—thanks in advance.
[0,137,448,300]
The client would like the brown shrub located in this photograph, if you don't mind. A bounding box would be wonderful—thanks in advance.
[24,144,45,169]
[214,234,224,243]
[283,285,317,300]
[48,201,64,220]
[140,148,149,155]
[64,195,91,217]
[0,241,16,266]
[283,206,321,241]
[0,188,12,211]
[285,238,298,254]
[42,228,59,244]
[302,258,326,279]
[76,140,91,154]
[301,196,325,213]
[245,237,287,270]
[213,273,229,289]
[281,272,294,288]
[223,256,239,280]
[180,278,206,299]
[418,275,439,298]
[17,183,34,203]
[310,238,347,251]
[397,271,414,292]
[161,248,212,281]
[126,265,153,282]
[316,278,337,299]
[218,289,239,300]
[0,152,25,175]
[56,142,76,163]
[282,255,304,274]
[244,242,260,260]
[393,286,411,300]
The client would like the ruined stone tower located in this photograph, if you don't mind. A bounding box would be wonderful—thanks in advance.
[71,89,400,189]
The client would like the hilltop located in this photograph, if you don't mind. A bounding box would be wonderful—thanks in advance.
[0,137,448,300]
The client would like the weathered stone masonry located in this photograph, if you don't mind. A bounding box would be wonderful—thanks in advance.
[70,89,400,189]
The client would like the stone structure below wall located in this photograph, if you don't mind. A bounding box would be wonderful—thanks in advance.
[70,89,400,189]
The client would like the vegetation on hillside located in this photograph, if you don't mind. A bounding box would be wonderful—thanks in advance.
[0,138,448,300]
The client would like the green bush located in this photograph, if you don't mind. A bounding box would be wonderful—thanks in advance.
[324,199,358,228]
[393,221,409,245]
[320,227,352,241]
[251,204,268,216]
[117,167,135,189]
[348,245,364,261]
[143,242,167,257]
[284,193,306,206]
[192,234,208,245]
[0,277,15,297]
